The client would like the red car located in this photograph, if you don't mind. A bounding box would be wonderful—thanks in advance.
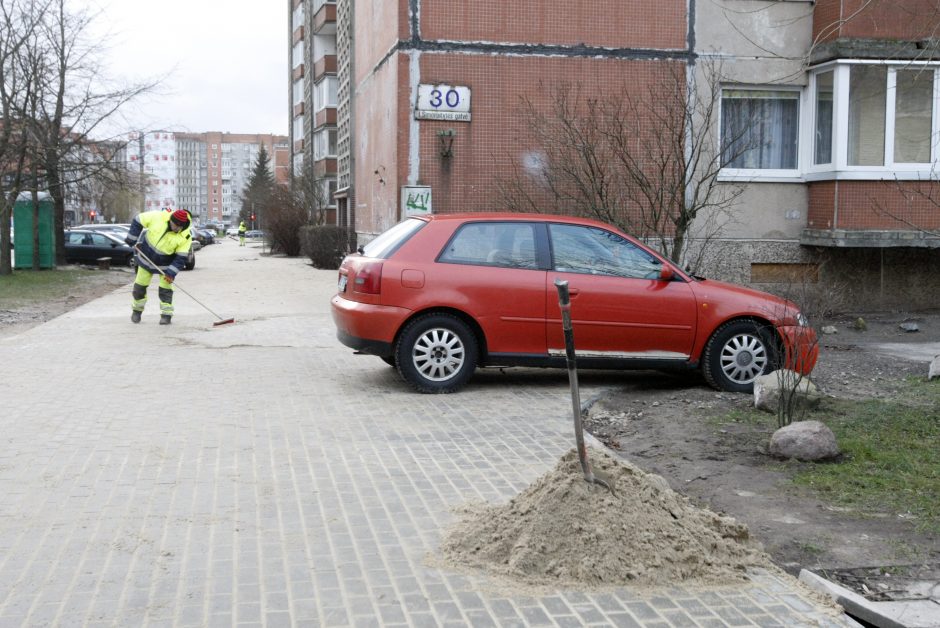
[331,213,818,394]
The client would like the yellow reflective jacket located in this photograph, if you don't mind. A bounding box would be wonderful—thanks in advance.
[127,210,193,278]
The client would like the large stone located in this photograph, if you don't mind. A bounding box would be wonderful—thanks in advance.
[753,371,822,414]
[769,421,840,461]
[929,355,940,381]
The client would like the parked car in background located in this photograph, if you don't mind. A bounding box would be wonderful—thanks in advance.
[64,229,136,267]
[245,230,266,239]
[78,223,130,234]
[73,223,195,270]
[331,213,819,394]
[193,228,215,246]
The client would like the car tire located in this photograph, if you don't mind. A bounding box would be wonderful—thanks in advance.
[184,254,195,271]
[380,356,397,367]
[396,313,478,393]
[127,255,137,268]
[701,320,778,393]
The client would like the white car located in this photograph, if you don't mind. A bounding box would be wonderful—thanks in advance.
[225,227,239,236]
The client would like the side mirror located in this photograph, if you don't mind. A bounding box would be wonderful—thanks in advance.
[659,265,675,282]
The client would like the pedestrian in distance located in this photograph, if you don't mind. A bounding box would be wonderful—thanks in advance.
[238,220,247,247]
[124,209,194,325]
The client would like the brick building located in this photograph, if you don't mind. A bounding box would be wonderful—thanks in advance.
[294,0,940,309]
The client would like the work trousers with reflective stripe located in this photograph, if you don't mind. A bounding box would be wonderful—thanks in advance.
[131,266,175,316]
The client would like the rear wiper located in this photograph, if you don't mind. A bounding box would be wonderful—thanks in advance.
[357,245,365,254]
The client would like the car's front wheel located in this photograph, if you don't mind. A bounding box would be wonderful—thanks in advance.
[396,313,477,393]
[701,320,777,393]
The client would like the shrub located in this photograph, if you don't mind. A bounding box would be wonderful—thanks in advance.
[302,225,355,269]
[263,188,308,256]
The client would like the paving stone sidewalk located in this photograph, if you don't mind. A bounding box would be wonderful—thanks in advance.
[0,242,858,627]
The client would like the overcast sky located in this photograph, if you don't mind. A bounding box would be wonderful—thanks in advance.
[77,0,288,138]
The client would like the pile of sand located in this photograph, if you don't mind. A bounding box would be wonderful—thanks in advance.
[439,448,772,587]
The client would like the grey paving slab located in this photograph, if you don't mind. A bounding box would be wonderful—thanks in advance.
[0,241,858,627]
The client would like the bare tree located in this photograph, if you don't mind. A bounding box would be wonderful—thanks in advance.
[0,0,49,274]
[29,0,157,265]
[496,60,750,270]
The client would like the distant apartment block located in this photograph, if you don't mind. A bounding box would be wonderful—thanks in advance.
[126,131,288,226]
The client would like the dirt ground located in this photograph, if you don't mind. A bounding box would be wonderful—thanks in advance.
[0,269,131,339]
[4,272,938,583]
[584,309,940,579]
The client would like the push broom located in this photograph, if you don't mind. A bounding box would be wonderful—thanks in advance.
[134,246,235,326]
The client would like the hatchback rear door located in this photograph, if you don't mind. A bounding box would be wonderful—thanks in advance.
[433,220,548,355]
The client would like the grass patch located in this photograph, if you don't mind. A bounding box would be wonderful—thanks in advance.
[0,269,103,308]
[714,379,940,533]
[793,387,940,532]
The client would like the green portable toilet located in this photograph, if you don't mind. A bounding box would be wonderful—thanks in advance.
[13,192,55,269]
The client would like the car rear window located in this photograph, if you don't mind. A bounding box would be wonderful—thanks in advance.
[361,218,426,259]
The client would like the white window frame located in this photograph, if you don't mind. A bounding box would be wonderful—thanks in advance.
[313,128,337,160]
[803,60,940,181]
[718,85,804,182]
[314,76,338,112]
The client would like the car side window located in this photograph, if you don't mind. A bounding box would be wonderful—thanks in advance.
[91,234,110,246]
[549,224,662,279]
[439,222,538,269]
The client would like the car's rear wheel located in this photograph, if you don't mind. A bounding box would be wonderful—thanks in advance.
[702,320,777,393]
[396,313,477,393]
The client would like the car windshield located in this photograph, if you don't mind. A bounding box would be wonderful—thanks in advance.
[361,218,425,259]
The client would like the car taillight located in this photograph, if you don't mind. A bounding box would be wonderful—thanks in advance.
[354,261,383,294]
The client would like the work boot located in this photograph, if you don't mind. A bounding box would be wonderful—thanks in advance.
[131,310,142,324]
[159,315,172,325]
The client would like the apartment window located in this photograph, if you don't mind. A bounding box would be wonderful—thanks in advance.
[814,71,834,165]
[808,62,938,176]
[848,65,887,166]
[292,3,304,31]
[293,79,304,106]
[895,69,933,163]
[293,116,304,140]
[720,89,799,172]
[314,128,337,160]
[292,41,304,69]
[320,178,337,207]
[314,77,338,112]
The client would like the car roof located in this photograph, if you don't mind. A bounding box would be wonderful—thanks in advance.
[418,212,625,231]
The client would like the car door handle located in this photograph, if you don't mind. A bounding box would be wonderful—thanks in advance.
[568,288,580,297]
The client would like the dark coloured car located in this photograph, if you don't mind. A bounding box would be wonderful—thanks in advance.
[65,230,136,267]
[332,213,819,394]
[193,228,215,246]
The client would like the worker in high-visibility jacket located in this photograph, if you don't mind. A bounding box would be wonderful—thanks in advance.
[124,208,193,325]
